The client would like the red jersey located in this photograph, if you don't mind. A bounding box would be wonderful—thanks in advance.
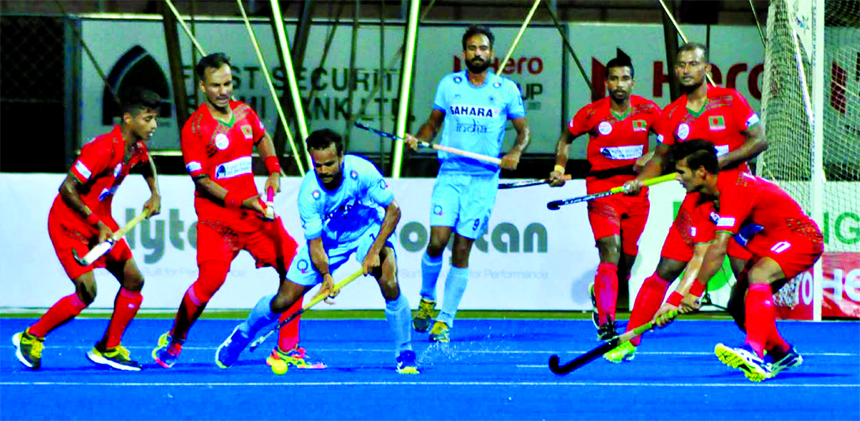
[181,101,266,218]
[675,192,718,247]
[655,86,759,175]
[568,95,661,194]
[54,125,150,222]
[714,172,821,242]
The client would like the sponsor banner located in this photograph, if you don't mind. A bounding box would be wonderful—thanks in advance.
[822,252,860,318]
[0,173,601,310]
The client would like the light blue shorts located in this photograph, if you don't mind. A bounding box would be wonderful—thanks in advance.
[429,173,499,240]
[286,227,396,286]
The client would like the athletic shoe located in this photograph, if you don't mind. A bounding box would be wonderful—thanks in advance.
[429,320,450,343]
[715,343,772,382]
[603,341,636,363]
[152,332,183,368]
[215,325,251,369]
[588,283,600,329]
[86,344,142,371]
[267,345,326,369]
[766,345,803,377]
[413,298,437,332]
[11,328,43,370]
[596,317,617,342]
[396,350,419,374]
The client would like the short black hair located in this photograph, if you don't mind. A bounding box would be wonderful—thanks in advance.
[120,87,161,118]
[306,129,344,155]
[670,139,719,174]
[605,57,634,78]
[196,52,231,83]
[677,42,710,63]
[462,24,494,51]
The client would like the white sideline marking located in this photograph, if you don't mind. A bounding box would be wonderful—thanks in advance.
[51,345,860,357]
[1,381,857,388]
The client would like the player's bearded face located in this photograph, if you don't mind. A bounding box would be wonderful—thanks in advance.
[311,144,344,189]
[200,64,234,111]
[606,66,634,102]
[463,34,493,74]
[675,49,710,89]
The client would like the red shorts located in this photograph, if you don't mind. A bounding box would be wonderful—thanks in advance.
[746,232,824,279]
[586,194,650,256]
[48,209,133,280]
[196,214,298,271]
[660,225,753,262]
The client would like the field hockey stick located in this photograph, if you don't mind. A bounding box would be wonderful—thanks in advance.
[354,122,503,166]
[73,209,153,266]
[498,174,571,190]
[546,173,676,210]
[265,186,275,220]
[548,309,678,375]
[249,268,364,352]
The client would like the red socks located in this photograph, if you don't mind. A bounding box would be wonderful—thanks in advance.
[626,273,671,346]
[595,263,619,326]
[278,295,304,352]
[104,288,142,348]
[745,283,789,357]
[171,260,230,342]
[29,293,88,338]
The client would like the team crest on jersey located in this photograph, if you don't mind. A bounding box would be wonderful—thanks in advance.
[312,190,321,200]
[215,133,230,150]
[454,76,463,84]
[493,81,502,88]
[241,125,253,139]
[297,259,310,274]
[598,121,612,135]
[378,179,388,189]
[350,170,358,180]
[708,116,726,131]
[113,163,122,177]
[677,123,690,140]
[433,205,443,216]
[632,120,647,132]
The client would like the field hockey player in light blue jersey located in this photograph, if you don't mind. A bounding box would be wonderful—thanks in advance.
[404,24,531,342]
[216,129,418,374]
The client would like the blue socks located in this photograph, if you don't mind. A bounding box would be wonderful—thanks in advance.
[238,293,278,338]
[384,293,412,356]
[420,252,444,301]
[437,266,469,326]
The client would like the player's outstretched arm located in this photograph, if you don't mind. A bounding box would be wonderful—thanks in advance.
[363,200,401,275]
[624,144,669,195]
[501,117,530,170]
[720,124,768,170]
[139,156,162,218]
[404,110,445,151]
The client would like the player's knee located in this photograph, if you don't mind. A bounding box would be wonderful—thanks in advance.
[427,238,448,256]
[656,259,685,281]
[270,293,297,314]
[378,277,400,301]
[75,279,97,305]
[193,261,230,303]
[122,272,144,292]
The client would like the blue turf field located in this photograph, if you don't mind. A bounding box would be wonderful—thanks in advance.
[2,318,858,420]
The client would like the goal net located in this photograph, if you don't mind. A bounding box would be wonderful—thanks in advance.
[758,0,860,319]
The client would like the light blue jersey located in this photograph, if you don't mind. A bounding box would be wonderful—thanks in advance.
[433,70,525,175]
[297,155,394,249]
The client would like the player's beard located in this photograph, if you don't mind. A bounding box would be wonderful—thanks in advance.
[680,78,705,94]
[465,57,491,74]
[609,89,629,104]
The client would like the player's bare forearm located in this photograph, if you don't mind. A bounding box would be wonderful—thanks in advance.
[676,243,709,295]
[636,144,668,181]
[308,237,331,278]
[720,125,768,170]
[416,110,445,143]
[370,200,402,257]
[59,174,96,221]
[193,176,229,203]
[695,233,731,286]
[141,157,162,217]
[509,118,531,155]
[554,132,572,168]
[257,133,277,160]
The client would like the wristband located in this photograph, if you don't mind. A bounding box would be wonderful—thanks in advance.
[553,165,566,174]
[264,156,281,175]
[85,213,101,226]
[689,281,707,298]
[224,191,243,209]
[667,291,684,306]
